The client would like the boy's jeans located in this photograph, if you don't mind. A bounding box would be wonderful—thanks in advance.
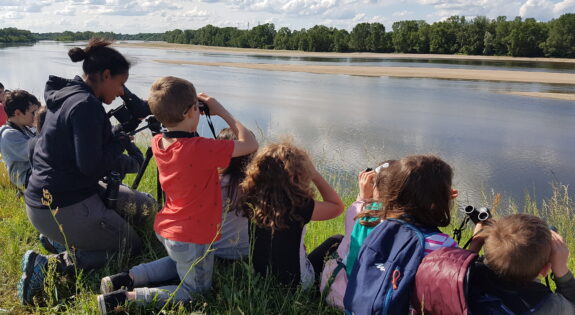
[130,233,214,305]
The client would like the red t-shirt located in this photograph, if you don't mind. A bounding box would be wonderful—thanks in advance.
[0,104,8,126]
[152,134,234,244]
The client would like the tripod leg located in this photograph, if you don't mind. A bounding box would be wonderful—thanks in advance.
[131,147,153,190]
[156,168,164,206]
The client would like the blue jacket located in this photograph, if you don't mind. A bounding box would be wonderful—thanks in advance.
[0,122,36,189]
[25,75,140,208]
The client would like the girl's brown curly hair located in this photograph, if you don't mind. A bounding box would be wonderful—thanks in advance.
[239,141,315,230]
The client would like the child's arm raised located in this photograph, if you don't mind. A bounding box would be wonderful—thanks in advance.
[311,167,345,221]
[550,230,575,305]
[198,93,258,157]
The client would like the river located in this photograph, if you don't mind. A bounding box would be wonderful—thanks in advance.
[1,41,574,209]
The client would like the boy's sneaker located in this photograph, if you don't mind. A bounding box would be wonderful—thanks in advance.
[100,272,133,294]
[97,289,128,315]
[38,234,66,254]
[17,250,48,305]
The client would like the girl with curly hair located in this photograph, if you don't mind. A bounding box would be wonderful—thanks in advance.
[239,141,344,287]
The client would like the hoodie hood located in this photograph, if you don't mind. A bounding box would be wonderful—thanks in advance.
[44,75,93,111]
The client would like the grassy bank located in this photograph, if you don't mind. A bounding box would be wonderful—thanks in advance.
[0,160,573,314]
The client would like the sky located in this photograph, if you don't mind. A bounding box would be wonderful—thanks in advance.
[0,0,573,34]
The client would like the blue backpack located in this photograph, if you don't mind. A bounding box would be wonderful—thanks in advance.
[343,219,438,315]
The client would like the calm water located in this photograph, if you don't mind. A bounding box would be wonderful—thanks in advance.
[2,41,574,208]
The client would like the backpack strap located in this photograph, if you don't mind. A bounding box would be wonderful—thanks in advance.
[322,252,346,300]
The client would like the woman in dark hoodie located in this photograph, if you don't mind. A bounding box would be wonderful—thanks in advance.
[19,38,155,305]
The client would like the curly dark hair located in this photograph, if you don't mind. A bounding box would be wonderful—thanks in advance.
[238,141,315,231]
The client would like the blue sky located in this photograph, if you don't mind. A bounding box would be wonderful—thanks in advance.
[0,0,573,34]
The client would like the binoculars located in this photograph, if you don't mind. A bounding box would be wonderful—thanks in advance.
[464,205,491,224]
[104,171,121,209]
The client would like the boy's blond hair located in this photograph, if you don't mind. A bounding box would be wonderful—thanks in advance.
[484,214,551,284]
[148,76,197,127]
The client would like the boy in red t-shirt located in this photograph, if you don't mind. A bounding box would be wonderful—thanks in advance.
[96,76,258,312]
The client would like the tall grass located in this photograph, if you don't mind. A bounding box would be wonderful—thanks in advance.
[0,161,573,314]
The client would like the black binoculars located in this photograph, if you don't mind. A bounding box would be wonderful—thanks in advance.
[464,205,491,224]
[104,171,121,209]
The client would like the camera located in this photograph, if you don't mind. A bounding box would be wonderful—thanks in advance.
[464,205,491,224]
[108,86,152,133]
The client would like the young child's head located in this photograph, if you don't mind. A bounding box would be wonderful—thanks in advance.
[375,154,453,227]
[35,106,48,132]
[4,89,41,127]
[217,128,253,205]
[483,214,552,284]
[239,141,315,230]
[148,76,199,128]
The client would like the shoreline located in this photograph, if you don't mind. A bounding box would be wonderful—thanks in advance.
[154,60,575,86]
[118,41,575,64]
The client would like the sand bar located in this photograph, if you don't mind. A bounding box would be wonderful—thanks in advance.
[499,92,575,101]
[119,41,575,64]
[154,60,575,86]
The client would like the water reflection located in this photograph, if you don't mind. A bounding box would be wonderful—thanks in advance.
[1,41,574,207]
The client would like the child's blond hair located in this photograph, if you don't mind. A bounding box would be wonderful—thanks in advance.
[148,76,197,127]
[484,214,551,284]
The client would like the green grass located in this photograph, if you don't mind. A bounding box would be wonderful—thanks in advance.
[0,161,574,314]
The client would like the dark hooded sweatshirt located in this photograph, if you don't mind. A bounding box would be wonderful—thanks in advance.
[25,75,129,209]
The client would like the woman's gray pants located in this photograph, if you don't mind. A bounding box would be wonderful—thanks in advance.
[25,185,156,272]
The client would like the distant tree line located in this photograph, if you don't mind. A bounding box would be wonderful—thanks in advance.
[35,31,164,41]
[2,13,574,58]
[0,28,36,43]
[165,14,575,58]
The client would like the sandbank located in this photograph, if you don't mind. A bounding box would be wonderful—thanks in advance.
[499,92,575,101]
[118,41,575,64]
[154,60,575,86]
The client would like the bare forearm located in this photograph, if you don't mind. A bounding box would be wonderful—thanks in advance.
[219,110,254,142]
[313,171,343,207]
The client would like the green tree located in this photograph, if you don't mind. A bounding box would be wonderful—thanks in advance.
[459,16,489,55]
[249,23,276,49]
[429,16,464,54]
[332,29,350,52]
[349,23,370,51]
[392,20,423,53]
[543,13,575,57]
[274,27,293,50]
[306,25,333,51]
[507,17,547,57]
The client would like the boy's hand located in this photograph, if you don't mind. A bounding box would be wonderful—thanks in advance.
[358,170,376,201]
[550,230,570,278]
[197,93,227,117]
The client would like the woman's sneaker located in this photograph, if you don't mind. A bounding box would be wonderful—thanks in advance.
[17,250,48,305]
[38,234,67,254]
[97,289,128,315]
[100,272,133,294]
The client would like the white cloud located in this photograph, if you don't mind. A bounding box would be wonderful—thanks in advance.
[0,0,571,33]
[519,0,575,19]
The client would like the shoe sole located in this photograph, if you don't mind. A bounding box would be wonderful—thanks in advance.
[97,295,108,315]
[18,250,38,305]
[100,276,114,294]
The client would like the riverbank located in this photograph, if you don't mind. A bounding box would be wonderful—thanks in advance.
[1,158,573,313]
[118,41,575,64]
[154,60,575,86]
